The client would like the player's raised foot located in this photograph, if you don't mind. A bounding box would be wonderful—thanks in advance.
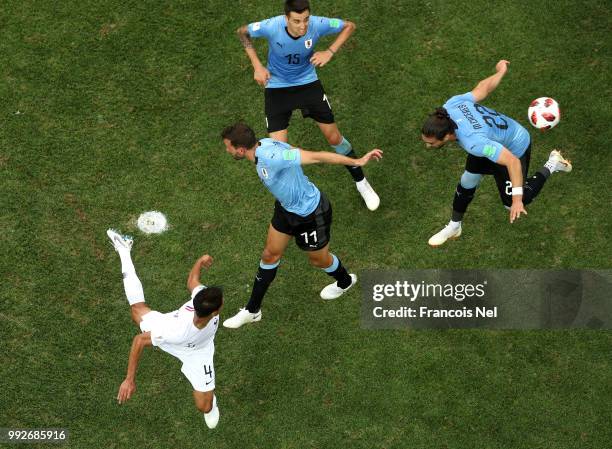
[320,274,357,300]
[106,229,133,252]
[204,396,220,429]
[356,179,380,211]
[545,150,572,173]
[428,222,462,247]
[222,308,262,329]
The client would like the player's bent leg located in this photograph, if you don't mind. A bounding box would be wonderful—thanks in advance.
[318,121,343,146]
[246,225,289,311]
[307,245,333,268]
[194,391,219,429]
[453,171,481,220]
[107,229,149,306]
[130,303,152,325]
[223,225,291,329]
[262,224,292,263]
[193,390,214,413]
[460,171,483,189]
[182,354,218,427]
[309,247,357,300]
[428,172,481,247]
[318,122,380,211]
[523,150,572,205]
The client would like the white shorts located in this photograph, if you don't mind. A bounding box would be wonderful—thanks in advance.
[180,352,216,392]
[139,311,216,392]
[139,310,165,333]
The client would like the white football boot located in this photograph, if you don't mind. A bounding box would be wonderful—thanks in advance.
[544,150,572,173]
[222,308,262,329]
[428,222,462,247]
[356,179,380,211]
[320,274,358,300]
[204,395,219,429]
[106,229,133,252]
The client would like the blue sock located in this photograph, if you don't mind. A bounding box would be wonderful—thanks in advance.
[331,137,352,155]
[332,137,365,182]
[323,254,352,289]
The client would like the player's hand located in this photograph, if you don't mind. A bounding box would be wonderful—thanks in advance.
[310,50,333,67]
[496,60,510,73]
[355,149,383,166]
[117,378,136,404]
[509,199,527,223]
[199,255,213,269]
[254,66,271,86]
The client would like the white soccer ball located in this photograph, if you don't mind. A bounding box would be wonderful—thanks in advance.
[527,97,561,130]
[137,211,168,234]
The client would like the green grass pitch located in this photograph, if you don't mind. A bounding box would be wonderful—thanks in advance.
[1,1,611,448]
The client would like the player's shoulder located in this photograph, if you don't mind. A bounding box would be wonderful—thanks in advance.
[181,298,195,311]
[251,15,283,28]
[267,15,285,28]
[310,15,342,29]
[259,138,291,150]
[444,92,475,109]
[257,139,299,166]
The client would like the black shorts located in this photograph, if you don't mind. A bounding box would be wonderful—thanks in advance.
[264,80,335,133]
[465,144,532,207]
[271,192,332,251]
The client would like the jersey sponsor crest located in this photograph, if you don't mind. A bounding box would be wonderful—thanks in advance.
[305,38,312,49]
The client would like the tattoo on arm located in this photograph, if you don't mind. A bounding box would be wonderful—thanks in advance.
[238,27,253,49]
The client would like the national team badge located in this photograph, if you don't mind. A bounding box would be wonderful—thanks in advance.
[305,39,312,49]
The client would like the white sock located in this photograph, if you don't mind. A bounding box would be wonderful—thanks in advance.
[123,272,145,305]
[117,249,145,305]
[449,220,461,229]
[118,249,135,274]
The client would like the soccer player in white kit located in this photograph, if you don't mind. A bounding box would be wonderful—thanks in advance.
[107,229,223,429]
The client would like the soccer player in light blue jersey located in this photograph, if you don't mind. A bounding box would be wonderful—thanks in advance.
[236,0,380,211]
[220,122,383,328]
[421,60,572,247]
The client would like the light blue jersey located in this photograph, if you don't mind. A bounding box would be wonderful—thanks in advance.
[255,138,321,216]
[444,92,530,162]
[247,15,344,88]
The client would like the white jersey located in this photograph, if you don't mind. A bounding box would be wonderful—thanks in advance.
[141,285,219,359]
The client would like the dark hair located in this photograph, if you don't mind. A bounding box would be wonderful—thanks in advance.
[193,286,223,317]
[421,108,457,140]
[285,0,310,15]
[221,122,257,149]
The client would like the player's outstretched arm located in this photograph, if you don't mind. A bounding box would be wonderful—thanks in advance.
[496,148,527,223]
[117,332,152,404]
[300,148,383,166]
[310,20,356,68]
[471,60,510,102]
[187,255,214,292]
[236,25,271,86]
